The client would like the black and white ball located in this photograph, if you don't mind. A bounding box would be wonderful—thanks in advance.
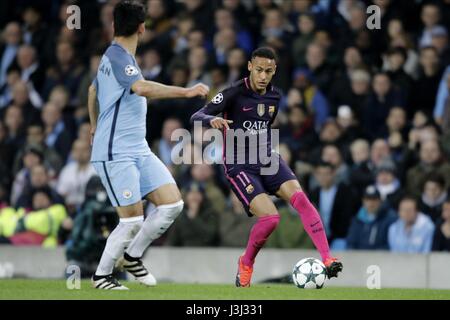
[292,257,327,289]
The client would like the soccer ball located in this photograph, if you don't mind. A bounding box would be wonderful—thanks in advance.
[292,257,327,289]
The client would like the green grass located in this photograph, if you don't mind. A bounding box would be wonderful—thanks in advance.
[0,280,450,300]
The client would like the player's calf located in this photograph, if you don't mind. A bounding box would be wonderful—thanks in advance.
[125,200,184,258]
[236,214,280,287]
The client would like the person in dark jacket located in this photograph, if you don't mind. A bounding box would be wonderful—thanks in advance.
[219,192,255,247]
[166,182,219,247]
[419,172,448,223]
[346,185,397,250]
[309,161,359,246]
[362,72,404,138]
[432,198,450,251]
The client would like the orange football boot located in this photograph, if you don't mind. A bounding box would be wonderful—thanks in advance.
[323,257,343,278]
[235,256,253,287]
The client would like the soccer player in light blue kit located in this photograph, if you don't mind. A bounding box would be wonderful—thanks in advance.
[88,1,209,290]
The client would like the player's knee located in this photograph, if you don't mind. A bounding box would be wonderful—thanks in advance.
[158,200,184,221]
[259,214,280,231]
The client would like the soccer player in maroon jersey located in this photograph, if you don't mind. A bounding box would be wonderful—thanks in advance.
[191,47,342,287]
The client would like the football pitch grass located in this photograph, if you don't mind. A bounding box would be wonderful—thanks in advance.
[0,280,450,300]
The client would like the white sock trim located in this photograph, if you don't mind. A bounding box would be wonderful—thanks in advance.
[156,200,184,210]
[120,216,144,223]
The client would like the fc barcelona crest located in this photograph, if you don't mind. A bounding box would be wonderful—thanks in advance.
[257,104,265,117]
[246,184,255,194]
[269,105,275,117]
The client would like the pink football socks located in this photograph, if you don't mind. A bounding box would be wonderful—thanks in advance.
[242,215,280,267]
[290,191,331,261]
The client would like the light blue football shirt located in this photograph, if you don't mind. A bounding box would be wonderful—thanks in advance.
[91,41,150,162]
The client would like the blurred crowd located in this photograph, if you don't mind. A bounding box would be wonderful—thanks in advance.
[0,0,450,264]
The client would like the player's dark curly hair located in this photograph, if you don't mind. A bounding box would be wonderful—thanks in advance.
[251,47,277,61]
[113,1,146,37]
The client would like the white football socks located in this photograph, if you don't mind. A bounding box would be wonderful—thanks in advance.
[125,200,184,259]
[95,216,144,276]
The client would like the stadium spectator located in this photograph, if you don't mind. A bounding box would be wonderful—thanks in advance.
[12,122,62,177]
[279,103,317,162]
[385,18,419,78]
[0,119,14,173]
[410,46,443,116]
[179,163,227,214]
[291,68,330,130]
[181,0,213,32]
[77,52,102,115]
[418,173,448,223]
[331,68,371,122]
[21,5,50,64]
[57,139,96,215]
[406,139,450,196]
[432,198,450,251]
[213,7,253,55]
[219,193,254,247]
[16,44,44,100]
[166,182,219,247]
[418,3,442,48]
[265,200,314,249]
[212,28,237,67]
[3,188,67,247]
[187,46,211,87]
[349,138,374,195]
[41,41,85,103]
[384,47,414,101]
[10,80,41,124]
[430,26,450,68]
[10,144,43,206]
[41,102,73,161]
[362,73,404,137]
[225,47,247,84]
[386,106,408,137]
[309,161,358,247]
[320,144,349,186]
[388,196,435,253]
[140,49,165,82]
[15,163,63,210]
[291,13,316,68]
[346,185,397,250]
[151,117,183,172]
[433,66,450,126]
[374,159,403,210]
[0,22,21,89]
[305,42,334,95]
[0,67,20,109]
[260,7,292,52]
[86,2,114,55]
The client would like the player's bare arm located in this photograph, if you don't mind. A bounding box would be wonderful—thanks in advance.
[87,83,98,144]
[131,80,209,100]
